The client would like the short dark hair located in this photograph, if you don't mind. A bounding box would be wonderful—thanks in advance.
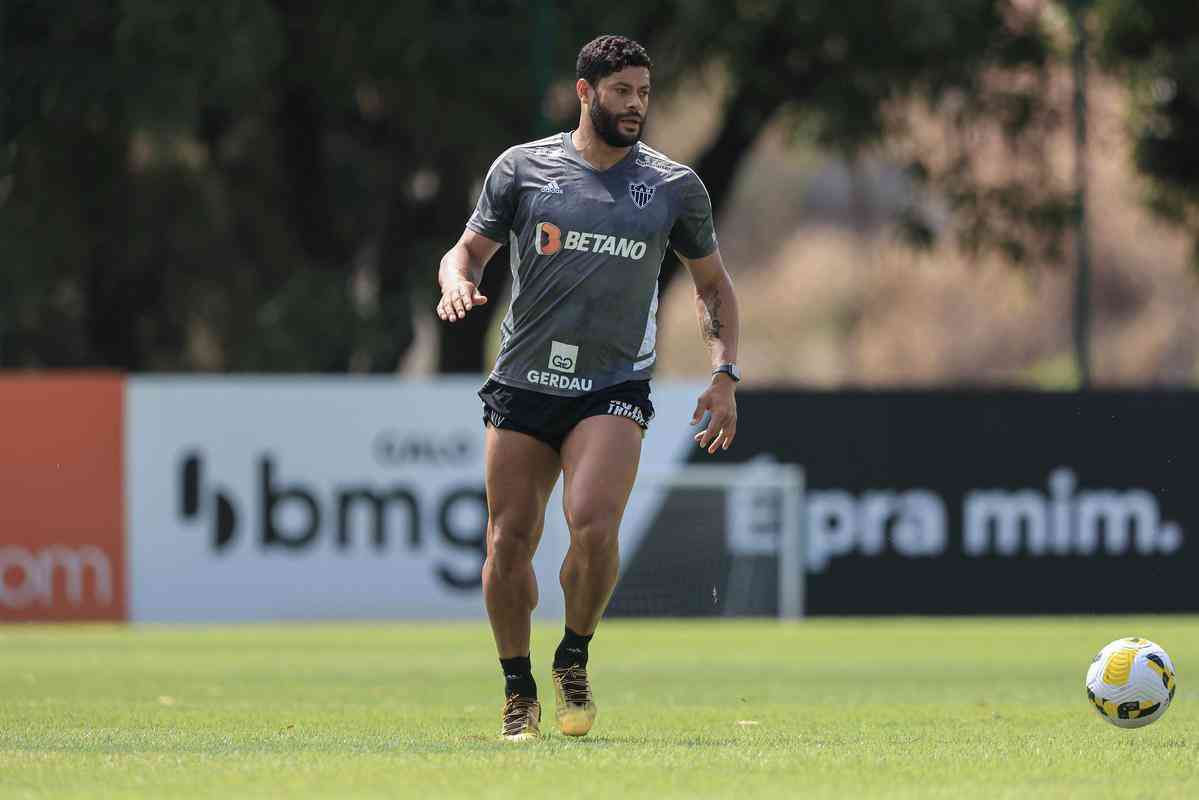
[576,35,652,87]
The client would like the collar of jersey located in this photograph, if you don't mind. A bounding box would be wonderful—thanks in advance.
[561,131,640,173]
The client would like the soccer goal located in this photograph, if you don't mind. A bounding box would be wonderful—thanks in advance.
[605,459,805,619]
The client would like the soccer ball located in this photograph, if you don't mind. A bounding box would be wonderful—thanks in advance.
[1085,637,1176,729]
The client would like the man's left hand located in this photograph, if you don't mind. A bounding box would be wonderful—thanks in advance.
[690,375,738,454]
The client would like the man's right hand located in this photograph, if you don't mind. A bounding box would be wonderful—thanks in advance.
[436,281,488,323]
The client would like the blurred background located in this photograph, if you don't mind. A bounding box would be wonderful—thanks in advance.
[3,1,1199,624]
[5,0,1199,387]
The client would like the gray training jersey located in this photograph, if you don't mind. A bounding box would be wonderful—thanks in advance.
[466,132,718,397]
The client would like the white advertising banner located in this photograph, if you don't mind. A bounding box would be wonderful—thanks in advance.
[126,377,702,621]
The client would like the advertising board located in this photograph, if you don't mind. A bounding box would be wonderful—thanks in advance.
[613,391,1199,615]
[126,377,703,621]
[0,373,126,621]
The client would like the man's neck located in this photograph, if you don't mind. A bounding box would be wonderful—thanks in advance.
[571,125,633,171]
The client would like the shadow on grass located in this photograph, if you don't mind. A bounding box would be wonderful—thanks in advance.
[401,732,744,754]
[5,729,747,756]
[562,735,739,748]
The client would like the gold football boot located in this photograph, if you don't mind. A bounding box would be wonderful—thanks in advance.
[551,664,597,736]
[500,695,541,742]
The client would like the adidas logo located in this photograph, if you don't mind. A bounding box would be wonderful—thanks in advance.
[540,179,564,194]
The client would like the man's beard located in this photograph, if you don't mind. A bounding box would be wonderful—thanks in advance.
[590,100,643,148]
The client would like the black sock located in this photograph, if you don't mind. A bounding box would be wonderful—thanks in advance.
[553,626,594,669]
[500,656,536,699]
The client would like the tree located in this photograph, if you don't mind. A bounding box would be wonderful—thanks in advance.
[3,0,382,370]
[1097,0,1199,266]
[1,1,1063,373]
[0,1,659,371]
[649,0,1063,283]
[440,0,1064,371]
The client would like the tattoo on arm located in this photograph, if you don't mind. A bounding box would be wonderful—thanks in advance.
[699,286,723,342]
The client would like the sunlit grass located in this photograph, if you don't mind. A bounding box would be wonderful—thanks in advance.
[1,618,1196,799]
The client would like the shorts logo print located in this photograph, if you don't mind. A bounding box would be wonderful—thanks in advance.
[607,400,647,427]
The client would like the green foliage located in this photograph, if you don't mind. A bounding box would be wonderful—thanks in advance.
[671,0,1046,148]
[0,1,660,370]
[664,0,1066,267]
[1023,351,1083,390]
[1098,0,1199,266]
[0,1,1079,371]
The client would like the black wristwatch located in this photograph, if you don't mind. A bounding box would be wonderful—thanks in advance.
[712,363,741,383]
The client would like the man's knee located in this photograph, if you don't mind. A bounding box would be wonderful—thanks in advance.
[487,515,540,570]
[565,503,621,556]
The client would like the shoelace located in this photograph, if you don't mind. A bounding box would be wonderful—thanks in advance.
[502,696,539,736]
[555,666,592,704]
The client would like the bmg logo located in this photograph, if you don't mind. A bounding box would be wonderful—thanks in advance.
[178,450,488,589]
[181,454,237,549]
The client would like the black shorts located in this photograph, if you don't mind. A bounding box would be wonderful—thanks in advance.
[479,378,655,452]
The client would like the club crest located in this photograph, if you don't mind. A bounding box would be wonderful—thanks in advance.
[628,181,655,210]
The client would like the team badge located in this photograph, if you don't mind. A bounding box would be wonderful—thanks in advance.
[628,181,655,210]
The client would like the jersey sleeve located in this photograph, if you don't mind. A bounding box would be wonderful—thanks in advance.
[669,170,718,259]
[466,149,518,243]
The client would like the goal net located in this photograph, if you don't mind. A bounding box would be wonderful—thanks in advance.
[605,459,805,619]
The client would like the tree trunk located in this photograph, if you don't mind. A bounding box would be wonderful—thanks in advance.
[657,81,784,290]
[81,117,147,369]
[274,0,344,270]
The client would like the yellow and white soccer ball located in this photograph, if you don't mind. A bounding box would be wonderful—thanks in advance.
[1086,637,1177,729]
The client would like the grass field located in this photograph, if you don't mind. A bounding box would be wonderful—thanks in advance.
[1,617,1196,799]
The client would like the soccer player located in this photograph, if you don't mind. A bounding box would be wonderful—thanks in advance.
[436,34,741,741]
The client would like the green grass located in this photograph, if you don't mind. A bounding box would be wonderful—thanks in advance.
[1,618,1196,799]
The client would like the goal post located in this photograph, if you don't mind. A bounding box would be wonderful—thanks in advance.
[610,460,806,619]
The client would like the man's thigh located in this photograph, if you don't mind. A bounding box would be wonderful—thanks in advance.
[484,425,562,547]
[559,415,643,529]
